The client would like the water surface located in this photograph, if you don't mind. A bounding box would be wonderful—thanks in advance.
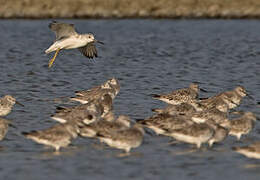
[0,19,260,180]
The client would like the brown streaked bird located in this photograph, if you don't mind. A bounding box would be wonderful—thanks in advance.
[151,83,203,105]
[191,106,228,124]
[200,86,248,110]
[152,103,197,116]
[45,21,104,68]
[71,78,120,104]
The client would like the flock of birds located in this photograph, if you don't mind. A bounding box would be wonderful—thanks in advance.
[0,78,260,159]
[0,21,259,159]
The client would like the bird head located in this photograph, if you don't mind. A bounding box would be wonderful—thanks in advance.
[83,33,104,45]
[4,95,16,105]
[234,86,247,97]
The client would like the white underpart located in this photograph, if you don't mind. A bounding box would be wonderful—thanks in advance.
[145,125,166,135]
[235,149,260,159]
[70,97,89,104]
[51,117,67,123]
[170,133,212,148]
[0,108,12,116]
[191,117,206,123]
[45,36,88,54]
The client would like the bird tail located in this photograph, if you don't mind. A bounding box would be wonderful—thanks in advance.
[22,131,38,138]
[151,108,163,113]
[150,94,161,99]
[135,119,147,125]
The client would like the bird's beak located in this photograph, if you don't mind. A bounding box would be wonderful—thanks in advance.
[9,123,17,129]
[246,93,254,100]
[94,40,104,45]
[200,88,208,93]
[16,101,24,107]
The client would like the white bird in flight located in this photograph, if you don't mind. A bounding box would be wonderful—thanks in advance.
[45,21,104,68]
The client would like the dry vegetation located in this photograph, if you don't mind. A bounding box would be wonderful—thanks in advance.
[1,0,260,18]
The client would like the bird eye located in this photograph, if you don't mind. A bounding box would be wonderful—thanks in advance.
[88,115,93,120]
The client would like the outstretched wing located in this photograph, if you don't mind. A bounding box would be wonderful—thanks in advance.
[48,21,77,40]
[78,43,98,59]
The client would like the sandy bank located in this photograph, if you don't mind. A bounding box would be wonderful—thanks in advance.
[1,0,260,18]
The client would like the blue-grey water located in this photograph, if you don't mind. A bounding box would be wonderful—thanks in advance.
[1,19,260,180]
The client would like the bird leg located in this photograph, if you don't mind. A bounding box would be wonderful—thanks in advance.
[48,48,60,68]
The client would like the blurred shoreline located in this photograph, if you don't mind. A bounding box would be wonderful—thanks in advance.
[1,0,260,19]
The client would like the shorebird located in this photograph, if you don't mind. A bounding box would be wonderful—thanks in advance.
[233,142,260,159]
[137,113,193,136]
[205,119,229,147]
[191,107,228,124]
[45,21,104,68]
[151,83,205,105]
[22,119,83,151]
[79,115,131,138]
[152,103,197,116]
[199,96,230,113]
[0,95,24,116]
[76,78,120,97]
[0,118,12,141]
[97,123,144,153]
[228,112,257,140]
[51,102,102,124]
[71,78,119,104]
[200,86,248,109]
[166,123,214,148]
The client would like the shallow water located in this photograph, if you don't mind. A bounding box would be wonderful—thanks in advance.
[1,19,260,180]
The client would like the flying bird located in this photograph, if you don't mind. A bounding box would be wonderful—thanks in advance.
[45,21,104,68]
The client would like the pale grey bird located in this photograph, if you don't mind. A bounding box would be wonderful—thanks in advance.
[45,21,104,68]
[233,142,260,159]
[137,113,194,136]
[228,112,257,140]
[51,102,102,124]
[79,115,131,138]
[0,118,12,141]
[205,119,229,147]
[0,95,24,116]
[22,119,84,151]
[166,123,214,148]
[97,123,144,153]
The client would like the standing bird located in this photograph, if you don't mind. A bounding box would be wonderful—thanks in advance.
[228,112,257,140]
[151,83,205,105]
[97,123,144,153]
[22,119,84,151]
[45,21,104,68]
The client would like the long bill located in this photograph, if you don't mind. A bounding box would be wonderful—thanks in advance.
[94,40,104,45]
[48,49,60,68]
[16,101,24,107]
